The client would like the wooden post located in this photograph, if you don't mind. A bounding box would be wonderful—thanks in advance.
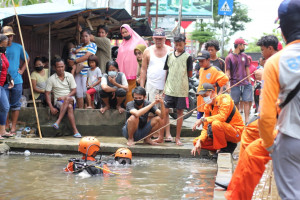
[11,0,43,139]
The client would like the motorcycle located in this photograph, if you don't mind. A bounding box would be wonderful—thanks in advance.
[169,75,198,120]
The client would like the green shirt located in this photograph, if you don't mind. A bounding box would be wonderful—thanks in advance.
[164,51,192,97]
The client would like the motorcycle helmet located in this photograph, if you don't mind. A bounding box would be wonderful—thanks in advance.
[78,137,100,157]
[114,148,132,164]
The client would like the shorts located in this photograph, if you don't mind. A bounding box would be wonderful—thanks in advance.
[122,120,153,141]
[145,84,164,103]
[164,95,188,110]
[86,88,97,101]
[4,83,22,111]
[75,74,87,98]
[230,84,253,104]
[54,96,76,110]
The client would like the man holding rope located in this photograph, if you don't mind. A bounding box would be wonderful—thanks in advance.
[191,83,244,157]
[122,86,164,146]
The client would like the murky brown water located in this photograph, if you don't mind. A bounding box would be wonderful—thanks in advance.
[0,152,216,200]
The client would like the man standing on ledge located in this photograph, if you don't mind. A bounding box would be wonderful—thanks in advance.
[2,26,29,135]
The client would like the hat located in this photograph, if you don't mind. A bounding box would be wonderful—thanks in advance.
[153,28,165,38]
[195,50,210,60]
[234,38,248,45]
[2,26,15,36]
[278,0,300,43]
[197,83,215,95]
[174,34,186,42]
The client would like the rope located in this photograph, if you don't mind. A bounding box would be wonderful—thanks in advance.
[134,72,255,144]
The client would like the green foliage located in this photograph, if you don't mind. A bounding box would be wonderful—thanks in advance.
[212,0,252,36]
[2,0,51,7]
[191,19,215,50]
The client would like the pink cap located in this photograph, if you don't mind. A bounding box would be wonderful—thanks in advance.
[234,38,248,45]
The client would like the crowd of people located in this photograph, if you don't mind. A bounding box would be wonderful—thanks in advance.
[0,0,299,199]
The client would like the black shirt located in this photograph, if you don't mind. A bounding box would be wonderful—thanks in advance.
[210,58,225,72]
[126,100,158,128]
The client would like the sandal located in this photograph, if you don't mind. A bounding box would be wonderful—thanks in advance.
[0,136,4,140]
[2,133,14,137]
[73,133,82,138]
[52,123,59,130]
[164,137,173,143]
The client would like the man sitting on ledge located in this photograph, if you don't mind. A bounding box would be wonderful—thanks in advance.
[191,83,244,157]
[122,86,164,146]
[45,58,81,138]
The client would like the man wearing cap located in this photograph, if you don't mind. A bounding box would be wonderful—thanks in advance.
[191,83,244,157]
[225,38,251,124]
[258,0,300,198]
[196,50,229,120]
[140,28,173,141]
[2,26,29,135]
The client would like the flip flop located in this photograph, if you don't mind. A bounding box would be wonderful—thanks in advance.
[164,137,173,142]
[0,136,4,140]
[175,140,184,146]
[2,133,14,137]
[73,133,82,138]
[52,123,59,130]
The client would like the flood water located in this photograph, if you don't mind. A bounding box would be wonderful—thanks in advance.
[0,152,216,200]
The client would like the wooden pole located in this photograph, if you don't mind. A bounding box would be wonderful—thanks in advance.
[155,0,158,28]
[11,0,43,139]
[48,23,51,78]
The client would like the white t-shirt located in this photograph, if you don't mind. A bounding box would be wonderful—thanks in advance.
[87,67,102,91]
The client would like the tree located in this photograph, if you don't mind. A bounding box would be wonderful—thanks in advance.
[2,0,51,7]
[212,0,252,37]
[191,19,215,52]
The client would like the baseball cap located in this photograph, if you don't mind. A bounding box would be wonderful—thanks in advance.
[174,34,186,42]
[278,0,300,43]
[2,26,15,36]
[153,28,165,38]
[195,50,210,60]
[197,83,215,95]
[234,38,248,45]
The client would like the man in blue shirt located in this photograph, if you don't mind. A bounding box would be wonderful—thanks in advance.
[2,26,29,134]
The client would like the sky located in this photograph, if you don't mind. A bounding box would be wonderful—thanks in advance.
[230,0,283,43]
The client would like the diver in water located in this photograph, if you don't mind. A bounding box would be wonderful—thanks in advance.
[65,137,133,175]
[64,136,110,175]
[114,147,132,165]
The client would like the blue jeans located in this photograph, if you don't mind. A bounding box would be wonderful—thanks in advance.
[0,86,10,125]
[4,83,22,111]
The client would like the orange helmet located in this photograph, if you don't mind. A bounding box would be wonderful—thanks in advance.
[78,137,100,157]
[115,148,132,164]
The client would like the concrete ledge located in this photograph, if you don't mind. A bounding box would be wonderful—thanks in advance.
[213,153,233,200]
[18,107,200,137]
[1,137,210,158]
[0,143,10,154]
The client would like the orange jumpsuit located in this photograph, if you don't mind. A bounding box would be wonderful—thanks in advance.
[197,66,229,112]
[193,94,244,150]
[225,126,278,200]
[239,119,260,157]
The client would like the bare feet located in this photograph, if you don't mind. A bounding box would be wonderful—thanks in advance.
[153,137,164,143]
[127,139,135,146]
[99,106,110,114]
[144,138,158,145]
[116,106,125,114]
[175,138,184,146]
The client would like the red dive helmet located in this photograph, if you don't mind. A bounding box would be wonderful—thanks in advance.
[114,148,132,164]
[78,137,100,157]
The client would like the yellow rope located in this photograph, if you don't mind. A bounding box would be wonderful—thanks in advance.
[93,165,131,175]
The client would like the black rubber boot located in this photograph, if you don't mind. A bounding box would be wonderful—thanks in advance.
[219,142,237,154]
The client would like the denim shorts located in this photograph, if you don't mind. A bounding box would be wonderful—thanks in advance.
[122,120,153,141]
[4,83,22,111]
[230,84,253,104]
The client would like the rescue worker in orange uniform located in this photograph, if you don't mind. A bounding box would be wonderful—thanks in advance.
[191,83,244,156]
[196,50,229,119]
[65,137,110,175]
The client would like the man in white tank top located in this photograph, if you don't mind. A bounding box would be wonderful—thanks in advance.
[140,28,173,141]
